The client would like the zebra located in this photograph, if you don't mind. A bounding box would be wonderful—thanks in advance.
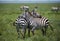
[28,12,54,36]
[20,6,53,36]
[13,6,54,38]
[20,5,29,12]
[51,7,60,13]
[20,6,34,37]
[13,16,28,38]
[13,6,31,38]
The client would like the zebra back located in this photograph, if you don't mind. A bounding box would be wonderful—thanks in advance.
[29,17,49,26]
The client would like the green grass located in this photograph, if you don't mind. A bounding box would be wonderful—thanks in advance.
[0,3,60,41]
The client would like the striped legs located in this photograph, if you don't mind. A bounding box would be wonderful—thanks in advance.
[16,23,20,38]
[16,24,26,38]
[41,26,48,36]
[22,25,26,38]
[44,26,48,35]
[28,22,30,37]
[31,26,35,35]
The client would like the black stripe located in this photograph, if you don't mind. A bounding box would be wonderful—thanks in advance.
[43,17,46,25]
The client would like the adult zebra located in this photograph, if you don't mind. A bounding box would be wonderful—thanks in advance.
[13,6,31,38]
[13,16,28,38]
[51,7,60,13]
[13,6,54,38]
[28,12,54,36]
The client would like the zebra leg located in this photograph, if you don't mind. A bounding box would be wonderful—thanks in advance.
[24,28,26,38]
[44,26,48,36]
[31,27,36,35]
[28,27,30,37]
[16,24,20,38]
[22,26,26,38]
[28,22,31,37]
[41,28,45,36]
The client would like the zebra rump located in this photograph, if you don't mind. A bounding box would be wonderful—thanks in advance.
[15,18,28,26]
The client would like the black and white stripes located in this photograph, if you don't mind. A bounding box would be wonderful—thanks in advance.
[29,16,51,35]
[40,17,49,26]
[15,17,27,26]
[13,16,28,38]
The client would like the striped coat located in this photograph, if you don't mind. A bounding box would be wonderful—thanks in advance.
[13,15,28,38]
[29,14,53,35]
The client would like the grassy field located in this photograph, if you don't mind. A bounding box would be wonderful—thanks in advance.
[0,3,60,41]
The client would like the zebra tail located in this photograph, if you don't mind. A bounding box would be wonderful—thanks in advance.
[49,23,54,31]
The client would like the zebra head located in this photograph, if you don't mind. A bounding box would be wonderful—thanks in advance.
[20,6,29,12]
[32,6,38,12]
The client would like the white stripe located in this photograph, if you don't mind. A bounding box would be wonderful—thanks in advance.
[42,17,46,25]
[46,21,49,23]
[44,18,48,25]
[20,21,25,23]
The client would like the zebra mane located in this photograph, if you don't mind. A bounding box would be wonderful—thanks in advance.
[28,11,35,17]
